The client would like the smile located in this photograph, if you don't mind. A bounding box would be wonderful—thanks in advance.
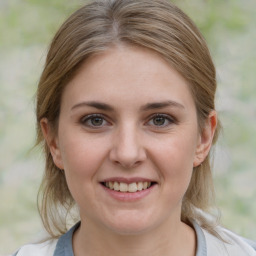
[103,181,154,193]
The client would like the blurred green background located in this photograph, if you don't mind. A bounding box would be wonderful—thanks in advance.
[0,0,255,255]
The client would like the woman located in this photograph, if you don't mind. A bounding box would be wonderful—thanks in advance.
[13,0,256,255]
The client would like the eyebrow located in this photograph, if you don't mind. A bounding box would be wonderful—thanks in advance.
[71,100,185,112]
[140,100,185,111]
[71,101,114,111]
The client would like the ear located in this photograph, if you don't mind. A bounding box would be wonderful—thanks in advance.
[193,111,217,167]
[40,118,64,170]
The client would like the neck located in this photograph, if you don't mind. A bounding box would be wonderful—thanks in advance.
[73,218,196,256]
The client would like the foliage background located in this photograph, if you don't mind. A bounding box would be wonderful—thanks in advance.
[0,0,255,254]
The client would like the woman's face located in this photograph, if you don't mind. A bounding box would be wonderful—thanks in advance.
[43,45,215,235]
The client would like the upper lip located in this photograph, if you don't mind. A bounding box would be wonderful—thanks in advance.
[101,177,157,184]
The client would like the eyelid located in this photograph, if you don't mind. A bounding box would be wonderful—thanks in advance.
[80,113,111,128]
[79,113,177,129]
[146,113,177,127]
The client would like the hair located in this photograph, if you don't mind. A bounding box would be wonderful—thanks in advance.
[36,0,221,238]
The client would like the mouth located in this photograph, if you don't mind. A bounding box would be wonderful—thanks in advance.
[101,181,157,193]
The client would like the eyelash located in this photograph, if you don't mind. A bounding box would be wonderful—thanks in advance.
[146,114,176,128]
[80,113,176,129]
[80,114,110,128]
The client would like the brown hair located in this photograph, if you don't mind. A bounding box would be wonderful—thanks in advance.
[37,0,221,238]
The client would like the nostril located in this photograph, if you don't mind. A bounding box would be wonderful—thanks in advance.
[112,159,142,169]
[109,140,147,169]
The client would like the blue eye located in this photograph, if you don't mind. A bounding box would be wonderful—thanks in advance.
[148,114,174,127]
[81,114,108,128]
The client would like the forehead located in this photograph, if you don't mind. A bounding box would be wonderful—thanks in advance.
[61,45,196,112]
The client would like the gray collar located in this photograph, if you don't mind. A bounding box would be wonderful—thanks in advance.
[53,221,207,256]
[53,222,79,256]
[193,221,207,256]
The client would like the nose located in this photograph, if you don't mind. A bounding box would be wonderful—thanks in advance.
[109,124,147,169]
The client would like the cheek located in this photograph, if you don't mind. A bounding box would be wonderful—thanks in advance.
[58,138,106,208]
[151,133,197,170]
[58,134,107,181]
[150,134,197,195]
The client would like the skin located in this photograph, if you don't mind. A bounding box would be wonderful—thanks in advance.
[41,45,217,256]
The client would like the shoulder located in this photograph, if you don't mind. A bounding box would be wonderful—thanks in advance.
[202,226,256,256]
[12,222,80,256]
[12,239,57,256]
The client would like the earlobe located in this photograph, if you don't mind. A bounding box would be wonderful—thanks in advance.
[193,111,217,167]
[40,118,64,170]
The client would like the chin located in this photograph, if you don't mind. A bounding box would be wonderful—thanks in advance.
[102,212,157,235]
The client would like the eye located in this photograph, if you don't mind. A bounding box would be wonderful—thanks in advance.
[147,114,175,127]
[80,114,109,128]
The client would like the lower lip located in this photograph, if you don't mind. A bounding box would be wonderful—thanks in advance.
[101,184,156,201]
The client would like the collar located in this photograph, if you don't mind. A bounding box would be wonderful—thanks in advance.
[53,221,207,256]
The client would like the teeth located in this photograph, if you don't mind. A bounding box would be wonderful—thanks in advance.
[114,181,119,191]
[128,182,137,192]
[119,182,128,192]
[104,181,152,192]
[109,181,114,189]
[137,182,143,191]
